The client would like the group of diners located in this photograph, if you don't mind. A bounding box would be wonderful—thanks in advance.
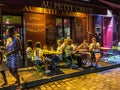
[26,37,101,74]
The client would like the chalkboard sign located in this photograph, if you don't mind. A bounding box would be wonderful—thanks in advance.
[24,12,46,45]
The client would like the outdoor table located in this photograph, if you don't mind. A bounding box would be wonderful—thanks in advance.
[42,50,61,55]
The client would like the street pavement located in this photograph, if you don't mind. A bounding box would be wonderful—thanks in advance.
[0,60,120,90]
[30,67,120,90]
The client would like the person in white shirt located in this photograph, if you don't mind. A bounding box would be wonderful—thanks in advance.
[89,38,101,67]
[33,42,43,67]
[56,40,63,61]
[26,40,33,67]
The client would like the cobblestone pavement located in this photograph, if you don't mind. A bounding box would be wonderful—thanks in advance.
[30,67,120,90]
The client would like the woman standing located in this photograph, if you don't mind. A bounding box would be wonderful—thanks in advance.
[5,27,21,87]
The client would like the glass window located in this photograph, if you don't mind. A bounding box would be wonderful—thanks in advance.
[56,18,63,39]
[2,15,22,44]
[64,18,70,39]
[56,18,71,40]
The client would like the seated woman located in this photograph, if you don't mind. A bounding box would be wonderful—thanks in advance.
[89,38,101,67]
[77,39,91,65]
[32,42,44,71]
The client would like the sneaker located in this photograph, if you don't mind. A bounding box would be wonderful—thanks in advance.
[45,70,51,74]
[77,67,84,70]
[72,64,78,69]
[16,85,22,90]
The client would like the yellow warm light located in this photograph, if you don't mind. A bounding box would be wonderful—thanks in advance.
[36,7,44,12]
[75,12,87,17]
[23,6,88,17]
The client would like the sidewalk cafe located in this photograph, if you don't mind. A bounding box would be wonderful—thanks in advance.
[0,0,120,89]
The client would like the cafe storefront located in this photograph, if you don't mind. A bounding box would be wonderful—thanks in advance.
[0,0,107,66]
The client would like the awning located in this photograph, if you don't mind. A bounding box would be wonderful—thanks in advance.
[99,0,120,9]
[0,0,107,15]
[99,0,120,15]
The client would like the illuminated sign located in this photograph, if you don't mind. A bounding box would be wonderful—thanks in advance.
[24,13,45,32]
[23,0,93,14]
[23,6,88,17]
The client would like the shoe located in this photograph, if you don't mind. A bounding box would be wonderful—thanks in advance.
[16,84,22,90]
[72,64,78,69]
[77,67,84,70]
[45,70,51,74]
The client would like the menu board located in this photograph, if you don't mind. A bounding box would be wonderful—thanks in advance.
[24,12,46,46]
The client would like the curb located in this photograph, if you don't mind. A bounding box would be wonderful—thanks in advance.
[1,64,120,90]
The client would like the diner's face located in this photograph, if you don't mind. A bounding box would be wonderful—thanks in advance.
[83,40,87,44]
[92,39,96,43]
[57,41,62,46]
[67,41,71,45]
[6,29,9,36]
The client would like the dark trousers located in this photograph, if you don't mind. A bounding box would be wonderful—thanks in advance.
[75,54,82,67]
[71,54,82,67]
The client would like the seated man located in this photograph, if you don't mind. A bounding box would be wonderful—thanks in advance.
[50,46,62,68]
[64,39,78,69]
[77,39,91,65]
[42,45,61,72]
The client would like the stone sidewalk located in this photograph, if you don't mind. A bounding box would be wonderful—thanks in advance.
[31,67,120,90]
[0,60,120,90]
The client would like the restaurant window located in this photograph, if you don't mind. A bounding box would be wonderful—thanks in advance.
[2,15,22,44]
[56,18,71,39]
[2,15,25,67]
